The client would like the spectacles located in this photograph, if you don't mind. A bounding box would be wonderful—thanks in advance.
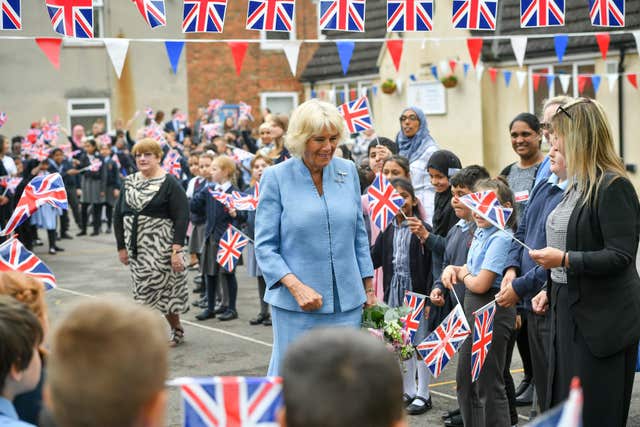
[540,122,551,131]
[135,152,155,159]
[399,115,419,122]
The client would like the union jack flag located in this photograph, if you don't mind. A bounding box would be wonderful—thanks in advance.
[0,112,6,127]
[111,153,122,169]
[209,188,235,210]
[87,158,102,173]
[526,377,583,426]
[143,125,167,146]
[217,225,250,272]
[367,171,404,232]
[162,149,182,178]
[145,107,154,119]
[387,0,433,32]
[0,177,22,194]
[238,101,253,120]
[1,173,68,236]
[459,190,513,230]
[338,96,373,134]
[207,99,225,114]
[589,0,624,27]
[201,123,223,140]
[132,0,166,28]
[416,304,470,378]
[319,0,366,32]
[520,0,565,27]
[231,183,260,211]
[183,0,227,33]
[452,0,497,30]
[31,144,52,162]
[0,239,57,290]
[401,291,427,344]
[177,376,283,427]
[1,0,21,30]
[471,301,496,382]
[45,0,94,39]
[228,146,255,164]
[246,0,295,32]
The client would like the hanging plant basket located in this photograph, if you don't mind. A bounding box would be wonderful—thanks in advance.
[381,78,397,94]
[441,75,458,89]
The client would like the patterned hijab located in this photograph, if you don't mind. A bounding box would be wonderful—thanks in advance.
[395,106,436,163]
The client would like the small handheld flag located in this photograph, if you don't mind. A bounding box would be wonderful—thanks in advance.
[0,238,57,290]
[0,177,23,195]
[416,304,470,378]
[209,188,235,210]
[524,377,582,426]
[471,300,496,382]
[231,183,260,211]
[338,96,373,133]
[162,149,182,178]
[0,112,7,127]
[217,225,250,272]
[402,291,427,344]
[367,172,404,232]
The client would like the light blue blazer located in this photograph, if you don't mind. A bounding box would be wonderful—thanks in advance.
[255,157,374,314]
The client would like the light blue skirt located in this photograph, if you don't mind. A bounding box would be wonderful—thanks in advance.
[268,305,363,376]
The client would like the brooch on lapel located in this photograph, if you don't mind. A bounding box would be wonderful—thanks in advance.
[335,170,347,184]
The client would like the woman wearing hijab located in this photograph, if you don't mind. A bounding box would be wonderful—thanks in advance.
[396,107,440,224]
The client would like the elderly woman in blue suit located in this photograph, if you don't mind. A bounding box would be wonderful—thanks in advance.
[255,99,376,376]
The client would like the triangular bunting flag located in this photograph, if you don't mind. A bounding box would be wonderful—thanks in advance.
[476,63,484,82]
[607,73,618,92]
[311,90,317,98]
[449,60,457,73]
[164,41,184,74]
[516,71,527,89]
[595,33,610,60]
[532,74,541,92]
[463,63,470,78]
[503,70,512,87]
[35,38,62,70]
[431,65,439,80]
[554,35,569,63]
[577,75,590,93]
[558,74,571,93]
[488,68,498,83]
[627,74,638,89]
[396,78,404,93]
[439,60,449,75]
[282,40,302,76]
[336,41,355,75]
[546,74,555,90]
[510,36,527,68]
[591,75,601,93]
[387,39,404,72]
[228,41,248,76]
[467,38,483,68]
[104,38,129,79]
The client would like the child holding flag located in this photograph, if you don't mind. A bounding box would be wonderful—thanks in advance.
[370,177,434,415]
[441,178,516,427]
[100,143,121,234]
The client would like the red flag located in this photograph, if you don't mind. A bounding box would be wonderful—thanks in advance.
[228,41,248,76]
[449,59,457,73]
[466,38,483,68]
[532,74,541,91]
[488,68,498,83]
[577,74,590,93]
[35,38,62,70]
[386,39,404,72]
[627,73,638,89]
[595,32,610,60]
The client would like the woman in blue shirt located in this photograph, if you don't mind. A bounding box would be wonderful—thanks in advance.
[442,178,516,427]
[255,99,375,376]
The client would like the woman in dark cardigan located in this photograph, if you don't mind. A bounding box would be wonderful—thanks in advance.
[114,138,190,347]
[530,98,640,427]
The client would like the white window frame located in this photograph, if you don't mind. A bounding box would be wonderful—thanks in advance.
[67,98,111,134]
[63,0,105,46]
[259,21,297,50]
[260,92,299,115]
[528,60,595,112]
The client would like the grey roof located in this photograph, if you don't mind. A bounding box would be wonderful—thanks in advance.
[300,0,387,82]
[476,0,640,62]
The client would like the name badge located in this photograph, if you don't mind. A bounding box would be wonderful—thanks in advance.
[515,190,529,203]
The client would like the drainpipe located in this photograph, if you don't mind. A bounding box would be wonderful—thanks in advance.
[618,48,625,161]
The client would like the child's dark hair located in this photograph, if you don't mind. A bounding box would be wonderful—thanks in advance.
[0,296,43,392]
[383,156,411,177]
[390,178,421,219]
[50,148,63,157]
[450,165,490,190]
[475,177,517,229]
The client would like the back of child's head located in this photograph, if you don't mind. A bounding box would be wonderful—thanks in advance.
[449,165,490,191]
[0,295,43,394]
[390,177,421,219]
[0,272,48,336]
[47,297,168,427]
[474,177,517,229]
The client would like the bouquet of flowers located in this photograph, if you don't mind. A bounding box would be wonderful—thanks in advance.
[362,303,415,361]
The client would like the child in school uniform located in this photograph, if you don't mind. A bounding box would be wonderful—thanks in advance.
[191,155,246,322]
[370,178,434,415]
[99,143,121,234]
[187,152,214,280]
[441,177,517,427]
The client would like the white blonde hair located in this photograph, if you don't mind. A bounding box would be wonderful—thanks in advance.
[285,99,348,158]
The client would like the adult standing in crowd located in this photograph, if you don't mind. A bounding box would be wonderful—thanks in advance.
[255,99,375,376]
[76,139,106,237]
[530,98,640,427]
[395,106,439,223]
[114,138,190,347]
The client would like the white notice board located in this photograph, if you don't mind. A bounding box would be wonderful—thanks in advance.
[406,81,447,115]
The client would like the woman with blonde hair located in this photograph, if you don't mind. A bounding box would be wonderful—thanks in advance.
[530,98,640,427]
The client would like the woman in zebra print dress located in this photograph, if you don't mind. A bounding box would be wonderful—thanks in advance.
[114,138,190,346]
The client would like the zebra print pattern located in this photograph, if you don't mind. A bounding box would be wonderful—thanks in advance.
[122,173,189,315]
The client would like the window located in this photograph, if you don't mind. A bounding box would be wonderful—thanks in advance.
[260,92,299,116]
[63,0,104,46]
[528,61,595,116]
[260,24,296,50]
[67,98,111,134]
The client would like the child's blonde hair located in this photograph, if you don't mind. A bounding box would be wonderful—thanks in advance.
[213,155,237,180]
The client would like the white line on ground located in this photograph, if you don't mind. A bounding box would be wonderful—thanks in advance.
[54,287,273,348]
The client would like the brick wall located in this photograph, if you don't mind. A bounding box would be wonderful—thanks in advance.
[186,1,318,123]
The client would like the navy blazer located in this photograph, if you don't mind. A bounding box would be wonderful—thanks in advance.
[190,183,246,244]
[255,157,374,313]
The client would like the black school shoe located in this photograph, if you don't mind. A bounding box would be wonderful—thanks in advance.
[444,414,464,427]
[406,396,432,415]
[195,310,215,321]
[249,313,269,325]
[219,309,238,321]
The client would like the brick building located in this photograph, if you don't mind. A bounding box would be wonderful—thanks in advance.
[186,1,319,123]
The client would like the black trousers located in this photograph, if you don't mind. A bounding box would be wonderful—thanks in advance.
[80,203,101,233]
[527,310,550,411]
[256,276,269,316]
[205,272,238,312]
[503,329,519,426]
[516,313,534,382]
[548,282,637,427]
